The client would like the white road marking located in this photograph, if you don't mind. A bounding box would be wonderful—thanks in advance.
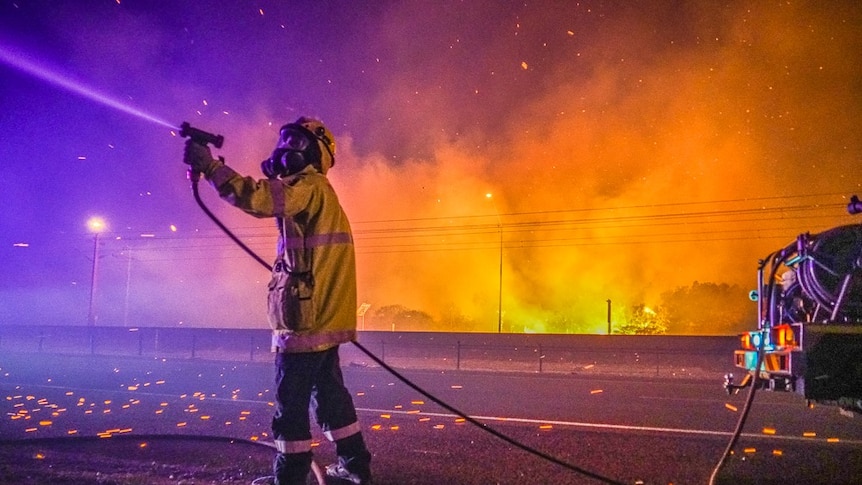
[355,407,862,446]
[5,382,859,446]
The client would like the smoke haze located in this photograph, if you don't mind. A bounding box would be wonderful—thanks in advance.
[0,1,859,332]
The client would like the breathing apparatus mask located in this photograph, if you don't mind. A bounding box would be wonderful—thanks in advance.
[261,117,336,179]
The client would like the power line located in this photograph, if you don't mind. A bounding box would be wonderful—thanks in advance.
[79,193,855,261]
[350,192,852,225]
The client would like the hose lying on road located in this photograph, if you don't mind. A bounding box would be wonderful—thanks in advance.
[351,339,627,485]
[707,329,766,485]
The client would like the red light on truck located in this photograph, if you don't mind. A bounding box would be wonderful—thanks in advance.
[771,325,796,348]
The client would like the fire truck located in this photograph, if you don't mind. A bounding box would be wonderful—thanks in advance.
[725,195,862,415]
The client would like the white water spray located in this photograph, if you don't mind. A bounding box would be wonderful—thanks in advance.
[0,44,178,130]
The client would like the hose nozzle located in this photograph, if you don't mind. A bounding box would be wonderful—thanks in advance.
[179,121,224,148]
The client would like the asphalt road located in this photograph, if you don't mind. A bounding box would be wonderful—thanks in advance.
[1,352,860,484]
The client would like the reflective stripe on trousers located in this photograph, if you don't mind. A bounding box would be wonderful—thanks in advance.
[274,438,314,454]
[323,420,361,442]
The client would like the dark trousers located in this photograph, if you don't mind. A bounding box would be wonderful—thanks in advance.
[272,346,370,484]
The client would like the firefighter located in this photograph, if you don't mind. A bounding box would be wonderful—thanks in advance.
[183,117,372,485]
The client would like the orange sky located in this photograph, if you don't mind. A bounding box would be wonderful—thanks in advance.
[317,2,861,332]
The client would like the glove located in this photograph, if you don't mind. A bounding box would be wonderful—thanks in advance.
[183,140,216,173]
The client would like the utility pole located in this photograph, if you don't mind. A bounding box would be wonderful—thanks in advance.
[497,227,503,333]
[606,299,612,335]
[486,192,503,334]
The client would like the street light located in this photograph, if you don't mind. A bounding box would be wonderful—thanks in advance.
[86,217,106,326]
[486,193,503,333]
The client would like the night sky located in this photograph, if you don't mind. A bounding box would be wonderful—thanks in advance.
[1,1,860,332]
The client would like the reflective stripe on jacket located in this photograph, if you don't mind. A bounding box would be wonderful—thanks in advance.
[204,162,357,353]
